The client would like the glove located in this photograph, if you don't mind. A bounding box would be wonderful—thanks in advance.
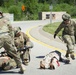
[54,34,56,39]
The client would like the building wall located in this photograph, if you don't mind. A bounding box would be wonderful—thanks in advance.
[3,13,14,22]
[39,11,66,21]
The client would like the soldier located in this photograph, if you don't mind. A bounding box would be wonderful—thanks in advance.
[0,51,17,70]
[14,27,33,65]
[54,13,76,60]
[0,11,25,73]
[40,50,70,69]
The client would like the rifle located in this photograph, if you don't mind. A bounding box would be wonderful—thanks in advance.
[17,45,33,51]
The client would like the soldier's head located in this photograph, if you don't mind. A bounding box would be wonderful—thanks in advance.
[62,13,71,24]
[14,27,21,37]
[40,60,55,70]
[0,11,3,18]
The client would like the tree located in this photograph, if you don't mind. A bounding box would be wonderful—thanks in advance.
[24,0,39,19]
[0,0,4,6]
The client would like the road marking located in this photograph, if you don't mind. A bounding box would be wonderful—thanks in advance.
[26,26,76,56]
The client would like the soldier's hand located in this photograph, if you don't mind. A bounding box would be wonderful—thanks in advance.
[54,34,56,39]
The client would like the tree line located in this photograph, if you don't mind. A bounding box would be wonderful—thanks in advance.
[0,0,76,20]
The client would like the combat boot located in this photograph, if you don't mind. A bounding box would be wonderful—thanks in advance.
[70,53,75,60]
[19,64,26,74]
[65,52,70,60]
[23,59,29,66]
[65,53,69,58]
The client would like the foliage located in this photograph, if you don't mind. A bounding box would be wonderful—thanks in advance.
[53,3,72,13]
[3,0,15,8]
[23,0,39,20]
[43,22,62,36]
[69,6,76,18]
[0,0,76,20]
[8,5,20,20]
[41,2,50,11]
[0,0,4,6]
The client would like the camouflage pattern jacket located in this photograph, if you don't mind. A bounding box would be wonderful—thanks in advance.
[14,32,31,50]
[0,17,13,37]
[55,20,76,36]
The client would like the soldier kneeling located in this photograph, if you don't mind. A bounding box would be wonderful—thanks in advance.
[14,27,33,65]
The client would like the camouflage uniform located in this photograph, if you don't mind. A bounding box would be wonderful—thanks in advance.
[0,12,25,73]
[54,13,76,60]
[0,56,17,70]
[14,27,33,65]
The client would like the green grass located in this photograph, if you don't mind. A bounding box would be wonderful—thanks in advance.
[43,22,63,36]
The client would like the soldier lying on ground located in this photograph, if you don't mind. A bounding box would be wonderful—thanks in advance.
[14,27,33,65]
[0,51,17,70]
[40,50,70,69]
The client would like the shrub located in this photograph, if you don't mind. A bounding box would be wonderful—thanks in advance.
[53,3,72,13]
[8,5,21,20]
[70,6,76,18]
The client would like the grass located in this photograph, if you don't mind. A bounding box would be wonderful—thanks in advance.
[43,22,63,36]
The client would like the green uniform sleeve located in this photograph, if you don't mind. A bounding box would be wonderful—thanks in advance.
[74,21,76,36]
[55,22,63,35]
[23,32,33,48]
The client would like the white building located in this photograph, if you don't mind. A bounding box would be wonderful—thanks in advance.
[39,11,66,21]
[3,13,14,22]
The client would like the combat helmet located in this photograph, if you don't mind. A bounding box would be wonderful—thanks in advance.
[62,13,71,21]
[14,27,21,33]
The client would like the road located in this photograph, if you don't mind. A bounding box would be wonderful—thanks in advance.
[0,20,76,75]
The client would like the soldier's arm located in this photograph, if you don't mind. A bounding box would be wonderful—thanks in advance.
[73,21,76,38]
[74,20,76,27]
[23,32,30,45]
[54,22,63,35]
[23,32,33,48]
[23,32,30,42]
[6,19,14,38]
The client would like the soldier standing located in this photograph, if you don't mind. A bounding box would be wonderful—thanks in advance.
[54,13,76,60]
[0,11,25,73]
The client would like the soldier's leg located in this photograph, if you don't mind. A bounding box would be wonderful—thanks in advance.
[63,35,71,58]
[70,36,75,60]
[63,35,75,59]
[65,45,70,58]
[22,49,30,65]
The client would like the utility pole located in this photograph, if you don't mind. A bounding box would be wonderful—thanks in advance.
[49,5,53,23]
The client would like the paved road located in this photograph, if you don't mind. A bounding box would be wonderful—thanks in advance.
[30,24,76,54]
[0,20,76,75]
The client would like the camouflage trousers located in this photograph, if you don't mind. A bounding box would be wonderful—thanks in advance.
[62,35,75,53]
[0,34,22,68]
